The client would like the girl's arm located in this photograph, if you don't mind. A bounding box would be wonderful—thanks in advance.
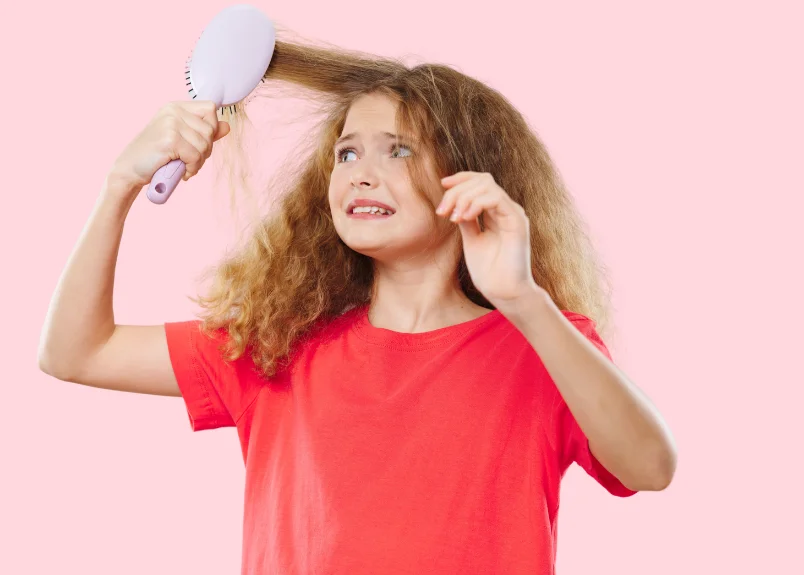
[38,178,180,397]
[498,287,677,492]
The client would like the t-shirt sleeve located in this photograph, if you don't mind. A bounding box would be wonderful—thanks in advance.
[164,320,257,432]
[551,312,638,497]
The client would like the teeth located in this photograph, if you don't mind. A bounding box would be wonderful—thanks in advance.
[352,206,392,215]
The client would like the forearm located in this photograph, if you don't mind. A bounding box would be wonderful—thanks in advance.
[38,178,138,377]
[497,288,677,491]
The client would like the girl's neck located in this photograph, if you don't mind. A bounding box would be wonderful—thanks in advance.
[366,295,491,334]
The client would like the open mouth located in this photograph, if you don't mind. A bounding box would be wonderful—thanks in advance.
[347,206,395,218]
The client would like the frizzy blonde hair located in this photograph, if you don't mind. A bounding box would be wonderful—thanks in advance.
[191,35,616,378]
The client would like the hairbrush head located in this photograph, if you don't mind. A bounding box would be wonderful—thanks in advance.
[147,4,276,204]
[187,4,275,111]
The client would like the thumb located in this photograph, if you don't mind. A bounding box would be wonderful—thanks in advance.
[458,217,482,239]
[214,121,231,141]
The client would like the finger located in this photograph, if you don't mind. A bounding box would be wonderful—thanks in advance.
[440,180,487,221]
[457,214,482,238]
[179,126,230,181]
[178,109,216,156]
[213,121,230,141]
[450,182,489,222]
[180,105,229,143]
[175,124,208,179]
[441,171,478,188]
[181,100,221,128]
[180,100,221,149]
[436,176,480,217]
[460,193,525,234]
[460,190,501,221]
[170,133,204,181]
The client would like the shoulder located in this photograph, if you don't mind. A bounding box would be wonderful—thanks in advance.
[497,308,600,336]
[165,319,228,353]
[281,305,367,355]
[560,309,597,326]
[496,308,610,361]
[559,309,611,359]
[559,309,601,337]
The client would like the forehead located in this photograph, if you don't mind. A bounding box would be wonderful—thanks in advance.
[342,93,399,130]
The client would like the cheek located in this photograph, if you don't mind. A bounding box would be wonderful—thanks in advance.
[327,175,345,209]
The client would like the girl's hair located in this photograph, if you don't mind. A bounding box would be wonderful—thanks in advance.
[191,35,614,379]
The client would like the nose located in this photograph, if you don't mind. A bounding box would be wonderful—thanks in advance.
[350,162,380,189]
[350,173,379,189]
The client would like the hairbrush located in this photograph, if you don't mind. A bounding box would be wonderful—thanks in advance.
[146,3,276,204]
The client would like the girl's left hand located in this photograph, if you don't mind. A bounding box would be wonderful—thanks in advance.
[437,171,541,304]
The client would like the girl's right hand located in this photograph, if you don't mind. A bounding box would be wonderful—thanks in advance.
[106,100,231,194]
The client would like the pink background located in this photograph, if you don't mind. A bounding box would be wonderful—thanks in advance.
[3,0,802,572]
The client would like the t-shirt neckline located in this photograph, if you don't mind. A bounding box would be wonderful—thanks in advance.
[350,304,503,350]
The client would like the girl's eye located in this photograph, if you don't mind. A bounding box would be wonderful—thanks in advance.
[336,147,357,163]
[390,144,412,158]
[335,144,413,163]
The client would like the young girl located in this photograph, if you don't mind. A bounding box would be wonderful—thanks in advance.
[39,39,676,574]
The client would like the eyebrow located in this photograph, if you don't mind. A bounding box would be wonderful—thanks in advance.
[334,131,414,148]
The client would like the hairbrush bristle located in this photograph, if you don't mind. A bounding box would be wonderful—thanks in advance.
[185,36,202,101]
[240,77,266,111]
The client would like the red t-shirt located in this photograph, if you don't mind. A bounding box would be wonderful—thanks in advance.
[165,304,636,574]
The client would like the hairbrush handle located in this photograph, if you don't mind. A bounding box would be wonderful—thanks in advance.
[146,159,187,204]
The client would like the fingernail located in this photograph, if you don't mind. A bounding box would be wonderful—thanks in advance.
[450,209,459,221]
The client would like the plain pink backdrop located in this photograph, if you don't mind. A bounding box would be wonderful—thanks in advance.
[2,0,802,573]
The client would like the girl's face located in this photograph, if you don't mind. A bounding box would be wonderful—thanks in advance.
[329,93,451,264]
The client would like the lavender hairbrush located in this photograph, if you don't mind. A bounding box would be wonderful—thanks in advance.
[147,4,276,204]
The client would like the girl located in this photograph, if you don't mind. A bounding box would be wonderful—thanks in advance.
[39,39,676,574]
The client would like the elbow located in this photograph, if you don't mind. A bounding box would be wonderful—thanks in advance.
[38,352,63,379]
[651,433,678,491]
[626,443,677,492]
[643,460,675,491]
[38,328,73,380]
[38,341,55,375]
[38,354,50,375]
[654,448,677,490]
[38,331,56,375]
[37,345,74,381]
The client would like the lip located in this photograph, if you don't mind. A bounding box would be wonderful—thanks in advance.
[346,198,396,214]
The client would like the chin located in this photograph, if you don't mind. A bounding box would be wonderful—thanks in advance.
[335,231,398,259]
[342,240,393,259]
[334,217,439,259]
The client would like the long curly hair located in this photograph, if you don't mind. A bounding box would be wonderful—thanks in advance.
[191,36,615,379]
